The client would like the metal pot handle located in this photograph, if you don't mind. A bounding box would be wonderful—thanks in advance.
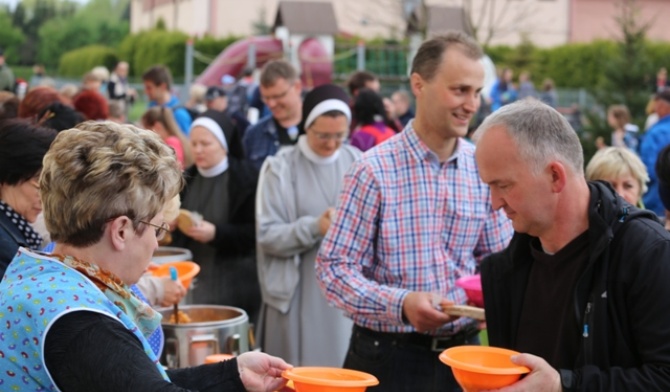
[189,333,220,365]
[164,337,180,369]
[227,333,241,356]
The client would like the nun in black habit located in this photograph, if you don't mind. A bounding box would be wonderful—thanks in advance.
[172,109,261,324]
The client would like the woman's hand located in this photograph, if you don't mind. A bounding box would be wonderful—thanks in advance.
[237,352,293,392]
[318,208,335,236]
[184,220,216,243]
[158,277,186,307]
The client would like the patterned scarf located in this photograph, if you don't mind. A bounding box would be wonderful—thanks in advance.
[52,253,162,338]
[0,200,42,250]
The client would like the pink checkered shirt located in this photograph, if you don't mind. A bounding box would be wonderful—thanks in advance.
[316,124,513,335]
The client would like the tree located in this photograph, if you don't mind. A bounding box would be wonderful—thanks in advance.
[582,0,652,161]
[251,6,271,35]
[461,0,538,47]
[37,17,96,68]
[0,10,26,64]
[10,0,80,66]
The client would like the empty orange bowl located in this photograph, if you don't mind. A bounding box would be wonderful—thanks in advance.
[282,367,379,392]
[456,275,484,307]
[439,346,529,392]
[150,261,200,289]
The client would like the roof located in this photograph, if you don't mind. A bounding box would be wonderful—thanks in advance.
[273,1,338,35]
[407,5,473,37]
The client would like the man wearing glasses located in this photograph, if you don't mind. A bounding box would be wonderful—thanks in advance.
[243,60,304,172]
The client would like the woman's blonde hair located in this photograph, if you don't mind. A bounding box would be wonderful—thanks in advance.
[585,147,649,196]
[41,121,184,247]
[141,106,194,167]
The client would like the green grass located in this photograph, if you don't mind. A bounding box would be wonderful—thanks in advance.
[10,65,36,81]
[479,329,489,346]
[128,96,148,123]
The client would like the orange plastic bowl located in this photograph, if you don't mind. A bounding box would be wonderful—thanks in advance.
[439,346,529,392]
[456,275,484,307]
[205,353,234,364]
[150,261,200,289]
[282,367,379,392]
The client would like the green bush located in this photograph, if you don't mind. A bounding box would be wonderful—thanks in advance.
[117,30,241,81]
[486,40,618,89]
[484,45,514,68]
[58,45,118,77]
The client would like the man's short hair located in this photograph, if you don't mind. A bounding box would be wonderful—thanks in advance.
[260,60,298,87]
[347,71,378,96]
[411,31,483,82]
[475,98,584,176]
[205,86,227,101]
[392,90,411,104]
[108,100,125,119]
[142,65,173,89]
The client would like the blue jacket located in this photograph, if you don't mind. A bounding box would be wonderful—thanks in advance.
[148,95,192,136]
[243,115,281,172]
[640,114,670,216]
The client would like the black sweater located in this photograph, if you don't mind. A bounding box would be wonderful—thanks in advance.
[45,311,246,391]
[481,181,670,391]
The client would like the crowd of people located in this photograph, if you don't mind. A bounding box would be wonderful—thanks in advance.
[1,30,670,391]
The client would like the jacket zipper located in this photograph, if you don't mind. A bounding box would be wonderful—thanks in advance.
[582,300,593,364]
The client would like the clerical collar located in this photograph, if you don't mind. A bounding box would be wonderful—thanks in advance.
[297,135,340,165]
[197,157,229,178]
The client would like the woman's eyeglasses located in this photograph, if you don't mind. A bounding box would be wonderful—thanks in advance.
[311,131,348,142]
[139,221,170,241]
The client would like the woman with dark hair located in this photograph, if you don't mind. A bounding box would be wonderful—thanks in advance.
[350,88,396,152]
[37,101,86,132]
[0,91,19,121]
[172,109,261,323]
[0,119,57,277]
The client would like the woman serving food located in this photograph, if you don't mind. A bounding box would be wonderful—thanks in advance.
[0,121,290,391]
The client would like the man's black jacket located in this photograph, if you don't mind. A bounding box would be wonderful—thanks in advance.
[481,181,670,391]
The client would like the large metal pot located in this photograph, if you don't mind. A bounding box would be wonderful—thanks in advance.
[160,305,249,368]
[152,246,193,265]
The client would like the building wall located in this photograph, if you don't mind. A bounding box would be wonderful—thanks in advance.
[131,0,407,39]
[570,0,670,43]
[130,0,668,48]
[429,0,570,47]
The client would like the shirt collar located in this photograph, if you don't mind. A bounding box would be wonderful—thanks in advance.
[403,123,463,169]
